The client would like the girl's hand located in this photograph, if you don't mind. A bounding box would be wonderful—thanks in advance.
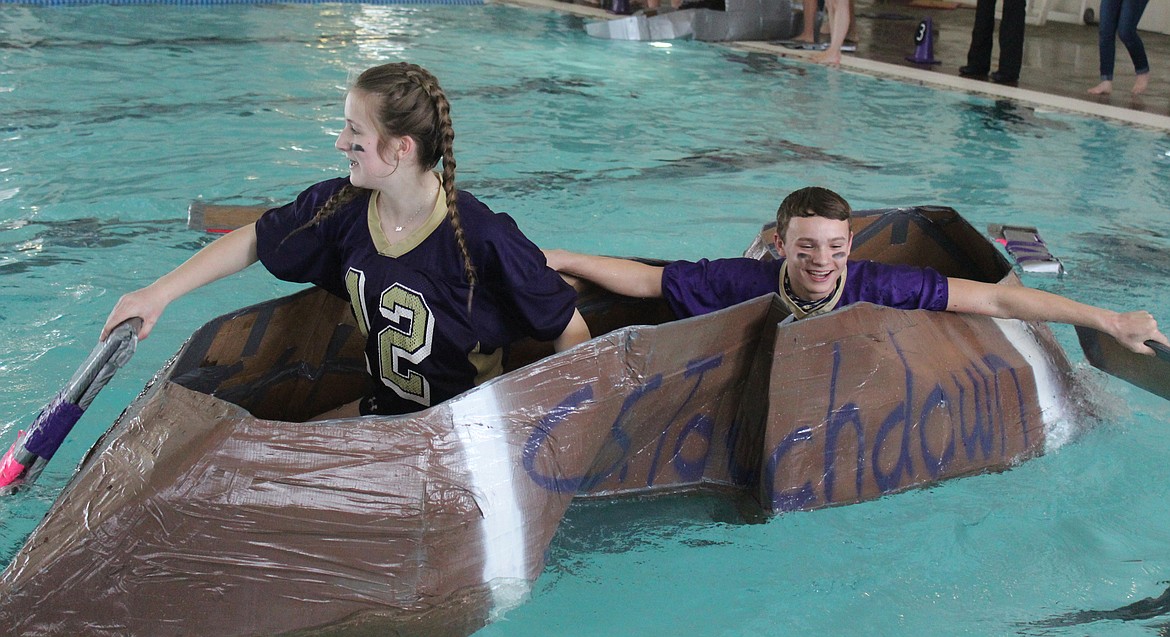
[102,285,169,341]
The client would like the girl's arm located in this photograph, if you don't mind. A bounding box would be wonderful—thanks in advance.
[553,308,591,352]
[543,249,665,299]
[101,223,260,340]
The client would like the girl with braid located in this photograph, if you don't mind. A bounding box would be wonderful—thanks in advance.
[103,62,590,417]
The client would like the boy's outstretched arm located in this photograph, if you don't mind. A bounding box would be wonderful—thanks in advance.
[543,249,665,299]
[945,277,1167,355]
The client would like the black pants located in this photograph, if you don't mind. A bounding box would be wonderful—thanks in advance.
[965,0,1026,76]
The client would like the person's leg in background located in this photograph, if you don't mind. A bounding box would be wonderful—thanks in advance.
[960,0,997,78]
[991,0,1026,83]
[1117,0,1151,93]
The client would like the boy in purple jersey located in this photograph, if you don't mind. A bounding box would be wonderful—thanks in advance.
[545,186,1166,356]
[104,63,590,417]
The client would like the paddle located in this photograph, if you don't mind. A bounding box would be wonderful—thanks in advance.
[187,200,269,234]
[1075,326,1170,401]
[0,318,143,494]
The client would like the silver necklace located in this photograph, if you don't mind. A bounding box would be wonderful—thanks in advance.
[392,185,437,232]
[394,202,423,233]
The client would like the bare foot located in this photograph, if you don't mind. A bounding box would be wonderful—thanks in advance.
[1088,80,1113,95]
[1133,73,1150,95]
[813,48,841,66]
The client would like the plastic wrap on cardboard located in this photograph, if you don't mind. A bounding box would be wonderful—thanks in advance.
[988,223,1066,274]
[0,206,1091,636]
[585,0,795,42]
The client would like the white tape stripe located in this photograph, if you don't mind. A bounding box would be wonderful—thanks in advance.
[992,318,1074,451]
[449,386,529,615]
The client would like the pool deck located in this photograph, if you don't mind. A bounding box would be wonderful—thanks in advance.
[501,0,1170,131]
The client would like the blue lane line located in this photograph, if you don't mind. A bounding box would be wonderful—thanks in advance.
[4,0,483,5]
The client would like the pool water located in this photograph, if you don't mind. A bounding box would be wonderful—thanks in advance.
[4,4,1170,635]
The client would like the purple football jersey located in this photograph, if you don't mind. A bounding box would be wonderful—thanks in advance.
[661,257,949,319]
[256,178,577,415]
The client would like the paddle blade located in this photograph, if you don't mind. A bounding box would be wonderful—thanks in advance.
[187,200,269,234]
[1076,326,1170,400]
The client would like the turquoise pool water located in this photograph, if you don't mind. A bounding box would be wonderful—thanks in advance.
[3,4,1170,635]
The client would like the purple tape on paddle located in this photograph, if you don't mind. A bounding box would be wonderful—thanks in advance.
[23,399,85,460]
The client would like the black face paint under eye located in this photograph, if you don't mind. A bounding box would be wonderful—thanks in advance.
[350,144,365,152]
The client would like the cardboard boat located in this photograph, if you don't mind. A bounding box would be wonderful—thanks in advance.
[0,206,1088,636]
[584,0,796,42]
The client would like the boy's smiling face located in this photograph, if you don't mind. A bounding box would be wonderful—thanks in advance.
[774,215,853,301]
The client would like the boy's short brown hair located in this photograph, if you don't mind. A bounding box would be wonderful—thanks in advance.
[775,187,852,241]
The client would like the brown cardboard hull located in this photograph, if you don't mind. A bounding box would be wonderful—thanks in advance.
[0,207,1086,636]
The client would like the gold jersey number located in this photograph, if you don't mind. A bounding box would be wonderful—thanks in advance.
[346,268,435,406]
